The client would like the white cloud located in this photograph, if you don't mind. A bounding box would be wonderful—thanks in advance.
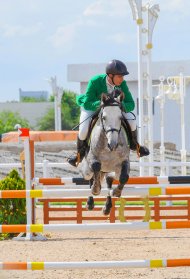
[50,20,82,48]
[2,22,43,38]
[107,33,128,44]
[83,0,129,17]
[49,16,99,49]
[158,0,190,15]
[83,1,104,16]
[50,25,75,48]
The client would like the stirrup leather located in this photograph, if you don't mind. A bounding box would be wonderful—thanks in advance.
[136,143,141,158]
[76,153,81,167]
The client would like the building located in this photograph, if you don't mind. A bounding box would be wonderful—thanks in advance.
[68,60,190,151]
[19,88,49,101]
[0,102,53,128]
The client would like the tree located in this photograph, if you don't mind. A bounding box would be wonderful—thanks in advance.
[0,111,30,134]
[21,96,47,102]
[37,108,55,131]
[37,90,80,130]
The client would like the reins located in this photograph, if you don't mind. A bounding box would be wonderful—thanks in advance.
[100,100,122,135]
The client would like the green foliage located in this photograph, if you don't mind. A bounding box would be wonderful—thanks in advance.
[0,170,26,240]
[37,108,55,130]
[21,96,47,102]
[37,90,80,130]
[61,91,80,129]
[0,110,30,134]
[49,95,54,102]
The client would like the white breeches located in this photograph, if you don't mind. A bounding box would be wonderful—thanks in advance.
[78,107,137,141]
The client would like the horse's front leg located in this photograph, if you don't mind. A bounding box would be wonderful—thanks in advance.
[112,160,129,197]
[91,161,102,195]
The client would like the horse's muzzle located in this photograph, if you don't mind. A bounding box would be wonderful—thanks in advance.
[108,142,118,151]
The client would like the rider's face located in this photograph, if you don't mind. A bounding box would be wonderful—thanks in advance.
[108,74,124,86]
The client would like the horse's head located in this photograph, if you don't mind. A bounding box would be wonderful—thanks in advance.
[100,90,124,151]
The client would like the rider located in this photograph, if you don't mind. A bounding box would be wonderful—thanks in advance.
[68,59,149,167]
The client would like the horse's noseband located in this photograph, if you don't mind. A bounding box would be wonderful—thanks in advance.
[104,127,121,134]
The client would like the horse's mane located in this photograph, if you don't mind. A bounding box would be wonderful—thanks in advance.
[101,89,124,108]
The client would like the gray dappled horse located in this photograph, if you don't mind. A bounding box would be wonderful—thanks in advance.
[80,90,130,215]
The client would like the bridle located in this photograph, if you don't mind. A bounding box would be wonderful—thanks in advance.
[100,98,123,135]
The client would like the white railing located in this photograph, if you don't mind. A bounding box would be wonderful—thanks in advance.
[0,160,190,177]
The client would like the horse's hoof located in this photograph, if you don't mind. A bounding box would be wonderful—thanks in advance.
[112,188,121,197]
[86,203,94,210]
[91,189,101,195]
[102,206,111,216]
[91,184,101,195]
[86,196,94,210]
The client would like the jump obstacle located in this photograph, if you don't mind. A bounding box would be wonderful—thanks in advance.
[1,259,190,270]
[3,186,190,198]
[11,131,190,229]
[1,129,190,270]
[1,220,190,233]
[34,175,190,185]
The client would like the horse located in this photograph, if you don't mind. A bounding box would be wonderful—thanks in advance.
[80,90,130,215]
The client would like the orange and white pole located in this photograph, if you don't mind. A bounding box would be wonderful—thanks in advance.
[0,258,190,270]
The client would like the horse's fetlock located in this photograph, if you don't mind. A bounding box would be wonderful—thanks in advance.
[112,187,122,197]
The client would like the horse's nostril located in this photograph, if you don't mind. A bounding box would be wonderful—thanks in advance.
[108,143,113,151]
[108,143,118,151]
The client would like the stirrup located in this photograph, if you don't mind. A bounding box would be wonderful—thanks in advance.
[67,154,79,167]
[139,145,150,157]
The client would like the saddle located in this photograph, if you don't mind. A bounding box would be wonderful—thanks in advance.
[86,112,99,149]
[121,117,133,147]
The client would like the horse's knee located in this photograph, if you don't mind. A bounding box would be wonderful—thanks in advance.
[91,161,101,172]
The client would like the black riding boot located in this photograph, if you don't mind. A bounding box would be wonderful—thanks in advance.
[67,137,87,167]
[130,130,150,157]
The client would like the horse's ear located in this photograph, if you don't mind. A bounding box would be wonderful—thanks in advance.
[117,91,125,103]
[101,93,108,103]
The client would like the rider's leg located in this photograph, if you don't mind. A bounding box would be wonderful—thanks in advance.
[68,108,94,167]
[124,112,150,157]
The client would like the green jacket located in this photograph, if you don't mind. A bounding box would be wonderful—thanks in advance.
[76,74,135,112]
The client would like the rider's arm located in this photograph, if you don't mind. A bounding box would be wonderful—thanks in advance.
[121,82,135,112]
[82,79,101,111]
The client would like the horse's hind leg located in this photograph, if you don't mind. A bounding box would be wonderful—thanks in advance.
[86,196,94,210]
[86,178,95,210]
[102,195,112,216]
[112,161,129,197]
[87,172,105,210]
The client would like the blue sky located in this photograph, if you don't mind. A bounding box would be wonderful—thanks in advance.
[0,0,189,102]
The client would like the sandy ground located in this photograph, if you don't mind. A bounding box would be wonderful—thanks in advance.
[1,207,190,279]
